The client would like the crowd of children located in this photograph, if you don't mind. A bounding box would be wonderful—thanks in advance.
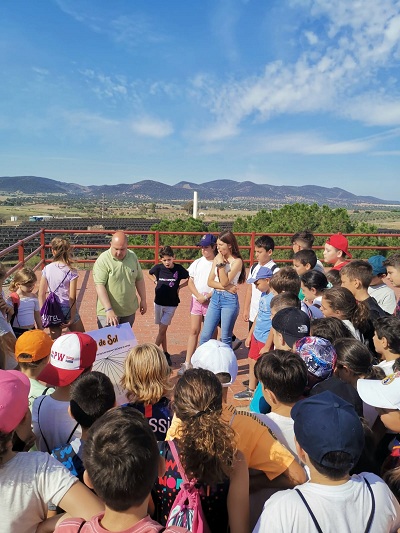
[1,230,400,532]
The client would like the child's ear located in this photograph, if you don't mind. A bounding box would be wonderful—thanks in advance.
[264,387,276,405]
[267,249,273,257]
[83,470,94,489]
[381,336,389,350]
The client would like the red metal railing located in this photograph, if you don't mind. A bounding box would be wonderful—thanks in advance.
[0,229,399,277]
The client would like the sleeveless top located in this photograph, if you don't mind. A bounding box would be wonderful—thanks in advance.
[214,261,241,290]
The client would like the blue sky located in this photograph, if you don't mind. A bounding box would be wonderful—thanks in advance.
[0,0,400,199]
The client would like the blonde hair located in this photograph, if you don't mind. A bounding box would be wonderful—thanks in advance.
[51,237,74,267]
[121,343,172,404]
[9,267,37,292]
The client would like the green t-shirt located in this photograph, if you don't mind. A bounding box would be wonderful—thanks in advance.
[93,249,143,317]
[29,379,53,411]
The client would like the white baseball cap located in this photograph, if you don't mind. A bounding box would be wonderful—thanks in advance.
[357,372,400,410]
[191,339,238,386]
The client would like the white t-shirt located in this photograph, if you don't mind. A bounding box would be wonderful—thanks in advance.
[0,289,13,335]
[255,412,298,462]
[248,261,279,322]
[342,319,362,341]
[1,451,77,533]
[368,284,397,315]
[32,394,81,452]
[377,359,396,376]
[188,256,214,298]
[314,259,325,273]
[253,472,400,533]
[7,295,39,327]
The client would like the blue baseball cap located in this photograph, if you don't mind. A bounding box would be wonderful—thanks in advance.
[292,391,364,469]
[247,266,274,284]
[197,234,217,247]
[368,255,387,276]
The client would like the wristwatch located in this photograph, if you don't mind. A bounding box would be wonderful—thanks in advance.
[216,262,225,268]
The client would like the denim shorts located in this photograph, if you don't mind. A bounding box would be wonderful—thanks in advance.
[61,305,81,324]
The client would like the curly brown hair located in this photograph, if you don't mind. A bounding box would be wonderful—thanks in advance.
[172,368,237,486]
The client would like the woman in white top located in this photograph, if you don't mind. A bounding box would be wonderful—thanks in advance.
[199,231,246,347]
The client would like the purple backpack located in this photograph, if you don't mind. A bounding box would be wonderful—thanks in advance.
[166,440,211,533]
[40,270,70,328]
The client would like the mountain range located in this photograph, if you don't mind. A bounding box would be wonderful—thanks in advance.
[0,176,398,207]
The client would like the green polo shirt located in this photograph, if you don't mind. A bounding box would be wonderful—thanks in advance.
[93,249,143,317]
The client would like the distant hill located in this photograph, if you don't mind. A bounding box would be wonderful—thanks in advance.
[0,175,398,207]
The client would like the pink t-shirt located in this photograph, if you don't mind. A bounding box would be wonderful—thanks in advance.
[42,263,78,306]
[55,514,189,533]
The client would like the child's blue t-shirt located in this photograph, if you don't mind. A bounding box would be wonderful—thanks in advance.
[253,291,273,344]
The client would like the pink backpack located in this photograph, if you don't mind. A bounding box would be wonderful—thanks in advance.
[166,440,211,533]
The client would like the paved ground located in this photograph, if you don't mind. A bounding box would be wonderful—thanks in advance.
[75,269,252,406]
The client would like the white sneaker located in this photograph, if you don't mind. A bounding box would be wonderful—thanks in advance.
[178,361,193,376]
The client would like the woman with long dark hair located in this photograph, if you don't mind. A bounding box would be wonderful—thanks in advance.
[199,231,246,347]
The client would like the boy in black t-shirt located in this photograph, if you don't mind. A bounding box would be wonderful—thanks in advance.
[149,246,189,366]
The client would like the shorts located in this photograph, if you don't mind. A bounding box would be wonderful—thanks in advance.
[190,296,209,317]
[248,334,265,361]
[61,305,81,325]
[97,313,135,329]
[154,304,177,326]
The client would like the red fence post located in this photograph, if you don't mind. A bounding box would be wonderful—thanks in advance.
[154,231,160,264]
[18,240,24,266]
[249,232,256,267]
[40,229,46,265]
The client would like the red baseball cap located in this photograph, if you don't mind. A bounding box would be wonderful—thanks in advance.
[326,233,352,258]
[38,332,97,387]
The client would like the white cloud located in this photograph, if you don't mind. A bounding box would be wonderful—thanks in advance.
[131,116,173,138]
[343,96,400,126]
[32,67,49,76]
[254,131,375,155]
[191,0,400,140]
[304,31,318,45]
[53,0,166,47]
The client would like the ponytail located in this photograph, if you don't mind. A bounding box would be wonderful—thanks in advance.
[172,369,236,485]
[352,300,371,334]
[50,237,74,267]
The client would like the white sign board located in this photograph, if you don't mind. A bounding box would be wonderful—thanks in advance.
[86,323,137,405]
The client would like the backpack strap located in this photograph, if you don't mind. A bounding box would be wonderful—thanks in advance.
[295,489,323,533]
[168,440,189,484]
[363,477,375,533]
[270,263,278,273]
[77,521,86,532]
[49,269,71,295]
[37,396,51,454]
[66,422,80,444]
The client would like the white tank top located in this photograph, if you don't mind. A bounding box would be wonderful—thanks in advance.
[214,261,241,289]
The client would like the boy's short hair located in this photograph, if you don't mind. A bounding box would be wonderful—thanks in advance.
[340,260,373,288]
[255,350,308,403]
[270,292,301,312]
[83,406,159,511]
[291,231,315,249]
[325,269,341,287]
[70,371,116,429]
[384,253,400,270]
[159,245,174,258]
[255,235,275,252]
[374,316,400,354]
[269,267,301,295]
[310,317,354,344]
[292,391,364,479]
[293,249,317,269]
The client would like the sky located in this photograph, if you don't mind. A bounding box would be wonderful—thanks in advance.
[0,0,400,199]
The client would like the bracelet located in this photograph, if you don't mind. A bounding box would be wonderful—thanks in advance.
[216,262,225,268]
[105,307,113,312]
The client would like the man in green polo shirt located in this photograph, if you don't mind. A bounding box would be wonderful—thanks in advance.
[93,231,147,328]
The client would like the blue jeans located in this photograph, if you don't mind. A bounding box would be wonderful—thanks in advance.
[199,291,239,347]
